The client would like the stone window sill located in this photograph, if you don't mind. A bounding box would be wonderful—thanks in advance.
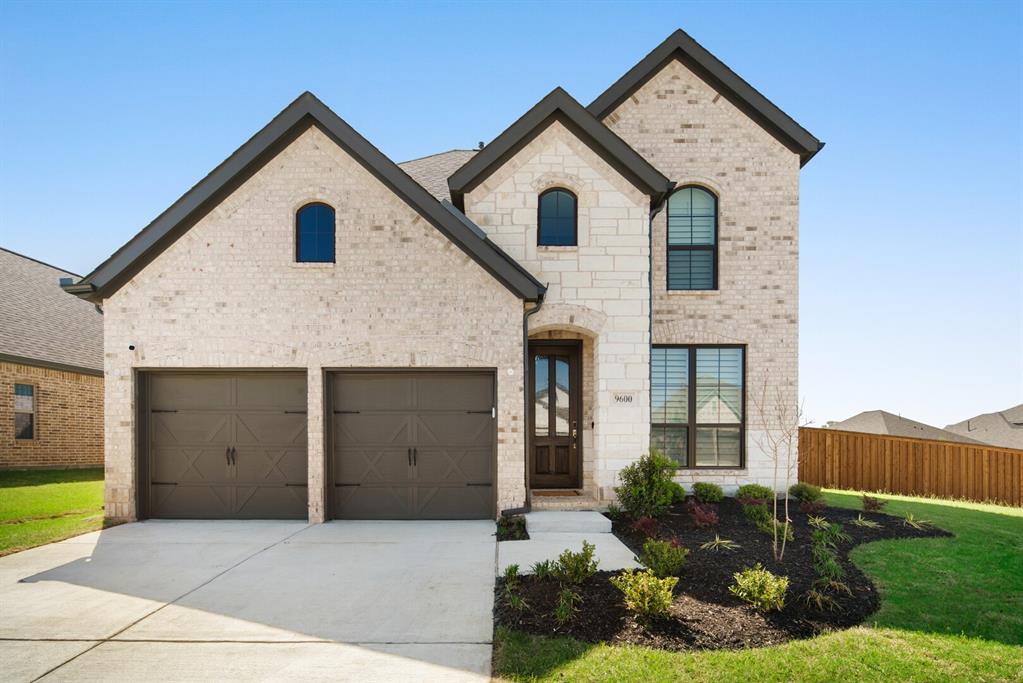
[289,262,336,270]
[537,245,579,252]
[665,289,720,297]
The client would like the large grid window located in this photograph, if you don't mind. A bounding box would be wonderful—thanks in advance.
[651,346,744,467]
[14,383,35,440]
[667,186,717,290]
[537,188,577,246]
[295,203,336,263]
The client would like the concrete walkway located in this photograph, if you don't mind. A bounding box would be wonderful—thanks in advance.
[497,511,642,575]
[1,520,496,682]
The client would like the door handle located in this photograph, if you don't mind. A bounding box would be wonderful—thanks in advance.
[413,447,417,466]
[408,448,412,467]
[225,447,231,465]
[230,447,236,466]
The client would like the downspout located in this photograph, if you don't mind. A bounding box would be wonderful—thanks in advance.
[502,290,545,517]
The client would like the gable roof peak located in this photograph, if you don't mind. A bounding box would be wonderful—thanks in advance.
[448,86,673,208]
[66,92,545,303]
[589,28,824,166]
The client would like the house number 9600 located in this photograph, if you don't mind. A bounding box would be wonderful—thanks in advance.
[613,393,634,404]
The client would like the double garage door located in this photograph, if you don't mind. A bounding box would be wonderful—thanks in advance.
[145,371,494,520]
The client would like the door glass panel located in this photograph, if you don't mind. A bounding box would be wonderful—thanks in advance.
[534,355,549,436]
[554,357,570,436]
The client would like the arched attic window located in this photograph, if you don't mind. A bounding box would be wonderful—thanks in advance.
[537,188,577,246]
[295,203,336,263]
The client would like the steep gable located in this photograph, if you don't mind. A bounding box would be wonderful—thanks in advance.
[65,93,544,303]
[589,29,823,166]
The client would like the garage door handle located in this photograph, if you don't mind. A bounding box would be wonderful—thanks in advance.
[230,447,237,466]
[408,448,412,466]
[225,447,231,465]
[413,447,417,466]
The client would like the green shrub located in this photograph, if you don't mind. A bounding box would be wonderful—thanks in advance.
[605,503,623,520]
[729,564,788,612]
[691,482,724,504]
[668,481,687,504]
[742,501,772,526]
[553,541,598,585]
[614,450,678,518]
[639,538,689,578]
[553,588,581,625]
[610,569,678,620]
[505,593,529,611]
[503,563,521,591]
[788,482,823,503]
[736,484,775,502]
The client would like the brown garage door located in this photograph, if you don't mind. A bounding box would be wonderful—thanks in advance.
[331,372,494,520]
[146,373,308,519]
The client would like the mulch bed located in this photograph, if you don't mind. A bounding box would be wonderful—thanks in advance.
[494,498,951,651]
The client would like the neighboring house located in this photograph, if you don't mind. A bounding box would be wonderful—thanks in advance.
[0,248,104,469]
[945,405,1023,449]
[64,29,823,522]
[825,410,986,444]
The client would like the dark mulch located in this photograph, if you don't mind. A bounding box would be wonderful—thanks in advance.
[497,515,529,541]
[494,499,950,651]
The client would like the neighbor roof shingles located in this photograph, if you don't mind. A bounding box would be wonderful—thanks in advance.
[0,248,103,372]
[398,149,477,202]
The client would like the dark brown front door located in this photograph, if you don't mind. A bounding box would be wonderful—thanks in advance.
[529,342,581,488]
[146,372,308,519]
[330,371,495,520]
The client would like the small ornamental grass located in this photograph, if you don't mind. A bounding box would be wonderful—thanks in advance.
[553,588,581,625]
[691,482,725,504]
[639,537,688,578]
[700,534,740,551]
[530,559,554,580]
[610,568,678,621]
[851,513,881,529]
[614,450,678,519]
[807,515,830,530]
[729,563,788,612]
[903,513,933,530]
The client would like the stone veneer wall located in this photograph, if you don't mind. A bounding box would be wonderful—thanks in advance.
[603,58,801,491]
[102,126,525,522]
[0,360,103,469]
[464,122,651,500]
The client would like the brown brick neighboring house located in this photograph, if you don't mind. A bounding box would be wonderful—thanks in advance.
[0,248,103,469]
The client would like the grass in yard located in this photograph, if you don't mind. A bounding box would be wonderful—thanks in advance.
[494,491,1023,682]
[0,468,105,556]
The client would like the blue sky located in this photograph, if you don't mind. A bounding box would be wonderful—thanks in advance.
[1,1,1020,428]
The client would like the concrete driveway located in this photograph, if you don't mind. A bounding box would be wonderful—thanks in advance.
[1,520,496,682]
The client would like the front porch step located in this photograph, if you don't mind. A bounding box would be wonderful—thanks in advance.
[524,510,612,534]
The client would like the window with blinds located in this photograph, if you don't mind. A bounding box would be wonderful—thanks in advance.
[651,346,744,467]
[666,186,717,290]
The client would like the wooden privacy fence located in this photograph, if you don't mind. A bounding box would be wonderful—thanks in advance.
[798,427,1023,507]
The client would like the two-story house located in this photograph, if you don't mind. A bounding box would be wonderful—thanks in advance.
[65,29,822,522]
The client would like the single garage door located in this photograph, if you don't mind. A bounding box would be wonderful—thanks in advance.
[146,372,308,519]
[331,371,495,519]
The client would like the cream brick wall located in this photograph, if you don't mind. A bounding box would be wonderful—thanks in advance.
[464,122,651,499]
[604,58,801,492]
[101,126,525,522]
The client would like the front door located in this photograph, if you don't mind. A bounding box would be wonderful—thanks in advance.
[529,342,582,488]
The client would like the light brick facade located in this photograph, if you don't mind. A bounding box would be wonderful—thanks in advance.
[101,127,525,521]
[603,57,801,491]
[0,361,103,469]
[91,35,815,520]
[463,122,651,501]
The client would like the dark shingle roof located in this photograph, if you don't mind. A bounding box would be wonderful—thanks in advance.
[0,248,103,373]
[826,410,985,445]
[945,405,1023,450]
[399,150,478,202]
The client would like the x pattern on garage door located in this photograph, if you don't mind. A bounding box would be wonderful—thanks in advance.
[332,372,494,519]
[148,373,308,519]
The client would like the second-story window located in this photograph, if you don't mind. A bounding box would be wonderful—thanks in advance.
[537,188,577,246]
[295,203,336,263]
[667,186,717,290]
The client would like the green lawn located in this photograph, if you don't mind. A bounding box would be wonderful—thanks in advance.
[494,490,1023,682]
[0,468,106,556]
